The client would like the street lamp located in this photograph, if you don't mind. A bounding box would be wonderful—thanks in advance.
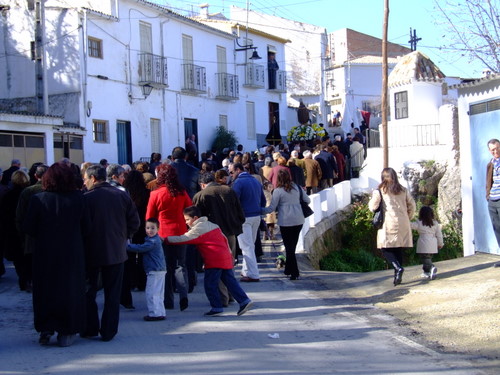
[141,83,153,98]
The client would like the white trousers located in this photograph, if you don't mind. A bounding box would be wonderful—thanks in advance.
[237,215,260,279]
[146,270,166,317]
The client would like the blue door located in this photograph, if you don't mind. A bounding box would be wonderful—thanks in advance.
[117,120,132,165]
[470,106,500,254]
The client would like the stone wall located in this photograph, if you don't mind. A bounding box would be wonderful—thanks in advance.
[301,209,349,269]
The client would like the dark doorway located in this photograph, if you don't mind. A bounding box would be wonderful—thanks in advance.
[266,102,282,145]
[184,118,198,166]
[117,120,132,165]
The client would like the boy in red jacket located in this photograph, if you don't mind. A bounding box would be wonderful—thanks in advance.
[166,206,253,316]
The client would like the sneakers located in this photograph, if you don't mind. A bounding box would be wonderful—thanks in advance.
[237,301,253,316]
[143,315,166,321]
[430,266,438,280]
[204,310,222,317]
[420,272,431,279]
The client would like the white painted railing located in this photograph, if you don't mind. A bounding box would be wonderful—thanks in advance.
[296,181,352,252]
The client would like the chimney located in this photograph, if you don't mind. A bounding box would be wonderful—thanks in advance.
[199,3,209,19]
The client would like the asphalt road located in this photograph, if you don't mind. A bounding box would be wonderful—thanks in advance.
[0,253,495,375]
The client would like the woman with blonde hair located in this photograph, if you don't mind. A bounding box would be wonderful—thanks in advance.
[369,168,416,286]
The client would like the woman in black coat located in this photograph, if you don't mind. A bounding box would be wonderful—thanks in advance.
[0,170,30,290]
[23,162,86,347]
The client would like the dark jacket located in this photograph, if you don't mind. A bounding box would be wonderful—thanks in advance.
[192,182,245,236]
[171,159,199,198]
[487,160,494,200]
[83,182,140,267]
[315,150,338,180]
[23,190,86,334]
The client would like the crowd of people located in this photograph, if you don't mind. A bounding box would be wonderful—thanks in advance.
[0,134,354,348]
[1,125,471,349]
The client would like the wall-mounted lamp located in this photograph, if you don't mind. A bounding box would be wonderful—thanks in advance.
[141,84,153,98]
[235,39,262,60]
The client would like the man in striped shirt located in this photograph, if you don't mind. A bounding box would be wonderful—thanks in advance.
[486,138,500,250]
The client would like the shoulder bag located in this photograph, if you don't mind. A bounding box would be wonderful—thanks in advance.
[299,186,314,218]
[372,189,384,230]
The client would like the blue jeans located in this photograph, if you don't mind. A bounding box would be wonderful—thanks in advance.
[204,268,251,312]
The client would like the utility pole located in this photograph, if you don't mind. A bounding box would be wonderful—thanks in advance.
[34,0,48,114]
[381,0,389,168]
[408,28,421,51]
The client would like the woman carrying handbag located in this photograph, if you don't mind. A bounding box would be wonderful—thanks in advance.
[369,168,416,286]
[262,170,310,280]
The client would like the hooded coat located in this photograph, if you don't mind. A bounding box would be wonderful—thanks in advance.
[369,188,416,249]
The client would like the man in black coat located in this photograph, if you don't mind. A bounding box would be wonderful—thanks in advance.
[82,165,140,342]
[314,145,338,190]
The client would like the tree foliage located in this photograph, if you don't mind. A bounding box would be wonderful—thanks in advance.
[434,0,500,73]
[210,125,238,154]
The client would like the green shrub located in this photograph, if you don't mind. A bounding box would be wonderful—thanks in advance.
[320,248,386,272]
[210,126,238,154]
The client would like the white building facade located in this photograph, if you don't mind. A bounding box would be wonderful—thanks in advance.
[0,0,288,169]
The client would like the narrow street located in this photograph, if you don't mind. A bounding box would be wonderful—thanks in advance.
[0,253,495,375]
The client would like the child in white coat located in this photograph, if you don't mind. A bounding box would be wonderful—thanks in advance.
[410,206,444,280]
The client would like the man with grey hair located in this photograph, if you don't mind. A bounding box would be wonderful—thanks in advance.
[303,150,322,195]
[82,165,140,341]
[106,164,126,192]
[486,138,500,250]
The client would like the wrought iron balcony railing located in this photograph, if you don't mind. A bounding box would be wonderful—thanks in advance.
[268,70,287,92]
[216,73,239,100]
[243,63,265,88]
[182,63,207,93]
[138,52,168,87]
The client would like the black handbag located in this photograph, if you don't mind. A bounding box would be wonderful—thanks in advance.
[299,187,314,218]
[372,189,384,229]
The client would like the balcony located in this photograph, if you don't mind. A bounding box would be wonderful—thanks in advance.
[138,52,168,88]
[215,73,239,100]
[268,70,287,92]
[243,63,265,88]
[182,63,207,93]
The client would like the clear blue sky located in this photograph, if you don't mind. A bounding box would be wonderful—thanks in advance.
[157,0,484,78]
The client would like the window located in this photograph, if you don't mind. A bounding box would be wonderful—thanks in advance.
[246,102,256,140]
[150,118,161,153]
[88,37,103,58]
[93,120,109,143]
[217,46,227,74]
[182,34,193,63]
[394,91,408,119]
[470,98,500,115]
[219,115,228,130]
[139,22,152,53]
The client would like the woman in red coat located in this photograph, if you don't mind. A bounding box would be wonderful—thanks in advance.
[146,164,192,311]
